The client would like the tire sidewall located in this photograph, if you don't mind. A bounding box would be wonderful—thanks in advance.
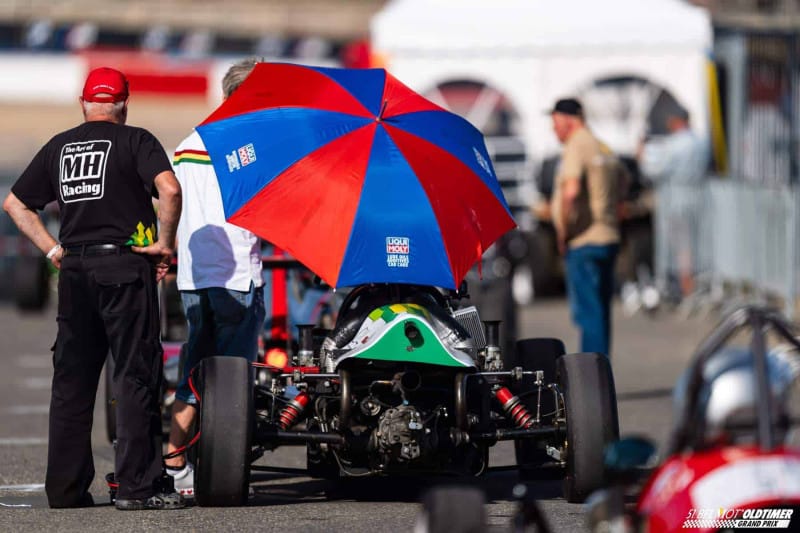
[558,352,619,503]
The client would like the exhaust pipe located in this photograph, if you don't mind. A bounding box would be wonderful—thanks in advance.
[399,370,422,392]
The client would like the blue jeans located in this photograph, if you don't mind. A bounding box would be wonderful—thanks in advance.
[565,244,618,357]
[177,283,265,404]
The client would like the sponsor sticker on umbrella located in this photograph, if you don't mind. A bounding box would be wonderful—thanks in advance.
[386,236,409,268]
[238,143,257,166]
[226,143,257,172]
[473,147,492,176]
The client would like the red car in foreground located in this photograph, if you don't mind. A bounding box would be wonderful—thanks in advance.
[587,306,800,533]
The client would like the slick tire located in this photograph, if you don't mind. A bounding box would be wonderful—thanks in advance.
[558,352,619,503]
[195,356,253,507]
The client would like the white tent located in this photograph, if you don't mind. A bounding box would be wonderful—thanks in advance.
[371,0,713,158]
[372,0,710,53]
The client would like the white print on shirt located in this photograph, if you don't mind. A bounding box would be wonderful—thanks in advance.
[59,140,111,203]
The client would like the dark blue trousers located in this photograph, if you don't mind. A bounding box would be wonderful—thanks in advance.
[565,243,618,357]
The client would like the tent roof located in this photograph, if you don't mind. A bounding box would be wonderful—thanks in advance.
[371,0,712,53]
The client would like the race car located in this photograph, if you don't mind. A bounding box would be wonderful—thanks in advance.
[585,306,800,533]
[189,281,619,507]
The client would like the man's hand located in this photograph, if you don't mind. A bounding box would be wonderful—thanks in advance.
[556,229,567,257]
[532,201,553,221]
[131,241,173,282]
[49,246,64,270]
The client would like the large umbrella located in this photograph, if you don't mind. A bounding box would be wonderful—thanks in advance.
[196,63,516,289]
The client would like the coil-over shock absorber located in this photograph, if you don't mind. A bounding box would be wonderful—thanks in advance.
[279,391,310,429]
[494,386,535,428]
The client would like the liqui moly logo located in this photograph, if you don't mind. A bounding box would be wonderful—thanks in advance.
[386,237,410,268]
[386,237,409,254]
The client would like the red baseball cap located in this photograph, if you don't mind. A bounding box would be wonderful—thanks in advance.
[81,67,129,103]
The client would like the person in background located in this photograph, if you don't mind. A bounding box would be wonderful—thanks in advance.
[638,105,709,301]
[548,97,623,357]
[164,57,265,496]
[3,67,184,510]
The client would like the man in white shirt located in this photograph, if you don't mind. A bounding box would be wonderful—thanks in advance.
[165,58,265,496]
[639,105,709,300]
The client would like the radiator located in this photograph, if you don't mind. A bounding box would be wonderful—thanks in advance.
[453,306,486,350]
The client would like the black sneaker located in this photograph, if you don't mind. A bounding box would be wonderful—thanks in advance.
[115,491,186,510]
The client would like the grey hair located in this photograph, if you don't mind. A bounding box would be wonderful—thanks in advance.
[82,100,126,120]
[222,57,262,98]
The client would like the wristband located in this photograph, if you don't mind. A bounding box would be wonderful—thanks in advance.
[46,243,62,260]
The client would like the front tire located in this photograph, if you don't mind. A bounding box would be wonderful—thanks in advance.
[195,356,253,507]
[558,352,619,503]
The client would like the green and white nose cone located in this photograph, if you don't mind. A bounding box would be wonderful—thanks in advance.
[335,304,476,368]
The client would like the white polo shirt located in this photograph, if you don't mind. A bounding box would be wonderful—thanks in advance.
[173,131,263,291]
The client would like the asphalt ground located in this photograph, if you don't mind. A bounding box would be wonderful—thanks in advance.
[0,296,715,532]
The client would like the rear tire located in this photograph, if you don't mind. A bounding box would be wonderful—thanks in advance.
[558,352,619,503]
[512,338,565,478]
[195,356,253,507]
[417,486,486,533]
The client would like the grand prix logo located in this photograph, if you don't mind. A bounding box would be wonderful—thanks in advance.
[59,140,110,203]
[683,508,794,529]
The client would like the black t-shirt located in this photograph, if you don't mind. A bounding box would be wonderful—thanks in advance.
[12,121,172,247]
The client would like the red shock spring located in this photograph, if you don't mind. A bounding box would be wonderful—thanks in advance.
[494,387,535,428]
[278,391,310,429]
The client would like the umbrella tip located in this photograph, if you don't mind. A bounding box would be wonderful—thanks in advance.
[377,99,388,122]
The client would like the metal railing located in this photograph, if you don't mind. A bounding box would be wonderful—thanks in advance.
[654,179,800,318]
[653,29,800,319]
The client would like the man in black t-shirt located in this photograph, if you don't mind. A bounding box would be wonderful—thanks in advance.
[3,67,183,510]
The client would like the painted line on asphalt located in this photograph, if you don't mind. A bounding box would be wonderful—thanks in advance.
[4,405,49,415]
[0,502,32,507]
[20,377,51,390]
[0,438,47,446]
[0,484,44,492]
[15,356,51,369]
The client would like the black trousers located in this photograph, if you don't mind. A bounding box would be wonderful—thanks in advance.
[47,250,163,507]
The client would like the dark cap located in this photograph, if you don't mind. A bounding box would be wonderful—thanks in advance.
[670,105,690,122]
[548,98,584,117]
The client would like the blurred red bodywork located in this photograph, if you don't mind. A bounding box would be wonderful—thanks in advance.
[637,446,800,532]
